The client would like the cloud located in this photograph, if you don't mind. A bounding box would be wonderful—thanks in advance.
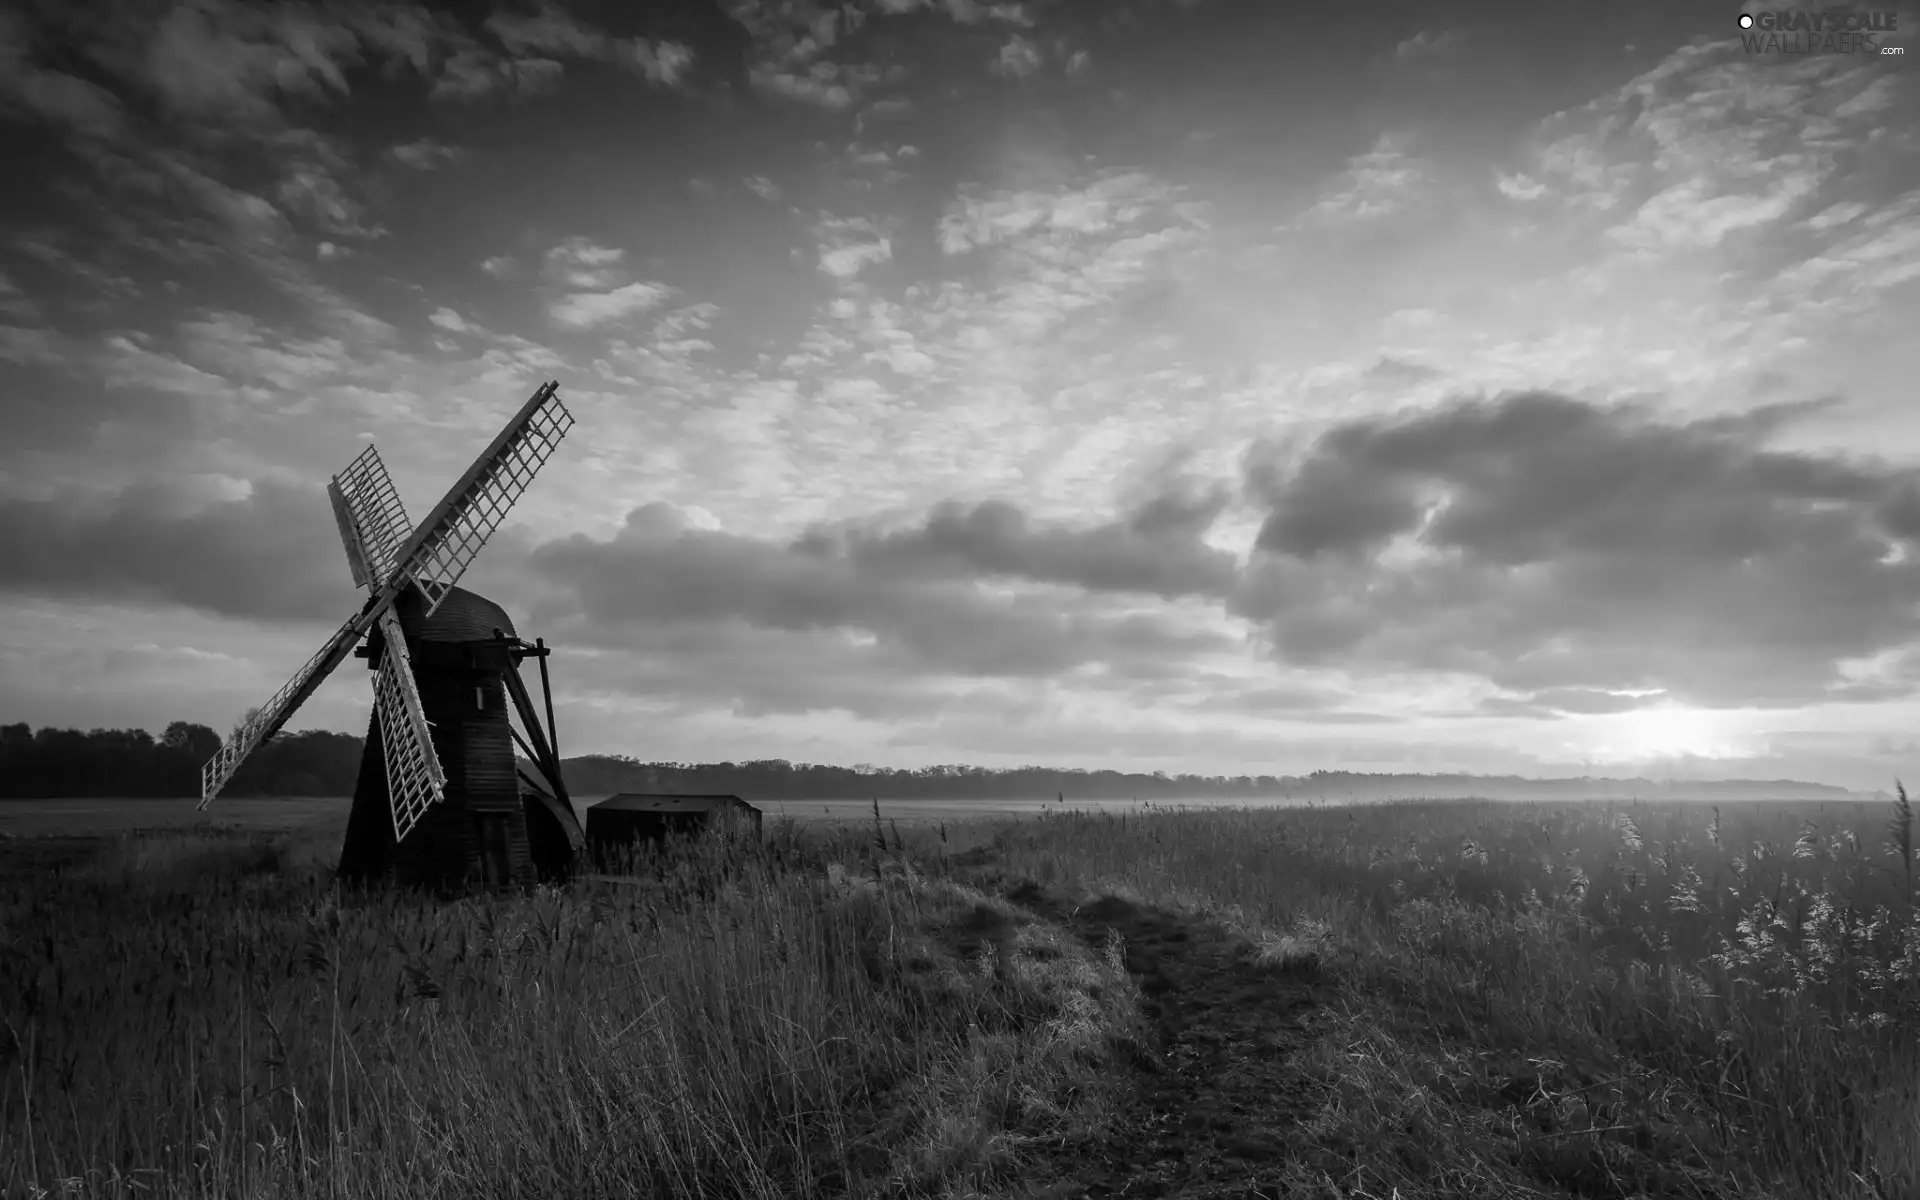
[1518,40,1897,244]
[1393,29,1464,62]
[550,622,1008,722]
[539,237,672,328]
[0,324,68,367]
[1236,391,1920,708]
[817,487,1237,600]
[1495,171,1546,201]
[428,307,469,332]
[1363,356,1444,386]
[543,237,625,288]
[174,311,353,390]
[0,6,431,343]
[0,477,354,622]
[1611,174,1817,254]
[276,163,386,241]
[720,167,1212,521]
[390,138,463,170]
[938,170,1183,254]
[628,39,694,86]
[1298,132,1429,222]
[1514,688,1669,716]
[484,7,608,58]
[816,216,892,278]
[520,491,1238,691]
[481,5,692,87]
[0,325,240,465]
[727,0,950,111]
[750,63,857,109]
[0,10,125,139]
[0,268,39,322]
[870,0,1034,23]
[6,113,394,343]
[991,35,1043,78]
[550,281,672,329]
[430,52,565,101]
[4,232,139,314]
[141,0,358,123]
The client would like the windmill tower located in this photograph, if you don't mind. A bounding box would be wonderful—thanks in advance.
[200,381,585,891]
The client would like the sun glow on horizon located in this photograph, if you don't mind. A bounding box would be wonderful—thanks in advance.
[1584,703,1751,764]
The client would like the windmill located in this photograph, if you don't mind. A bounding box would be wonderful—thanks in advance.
[200,381,586,890]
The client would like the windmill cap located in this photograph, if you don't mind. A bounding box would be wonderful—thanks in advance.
[393,585,517,643]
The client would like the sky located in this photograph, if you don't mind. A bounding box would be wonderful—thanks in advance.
[0,0,1917,790]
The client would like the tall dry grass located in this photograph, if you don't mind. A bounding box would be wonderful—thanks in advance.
[984,796,1920,1199]
[15,794,1919,1199]
[0,819,1141,1199]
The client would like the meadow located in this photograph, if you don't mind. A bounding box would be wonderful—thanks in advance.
[0,794,1297,840]
[2,794,1916,1198]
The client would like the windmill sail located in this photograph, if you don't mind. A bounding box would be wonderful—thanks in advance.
[332,454,447,837]
[328,445,413,592]
[371,606,446,840]
[391,381,574,616]
[200,380,571,820]
[198,603,381,807]
[329,482,377,590]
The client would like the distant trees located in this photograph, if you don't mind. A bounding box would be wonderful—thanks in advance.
[0,725,1856,801]
[0,723,361,798]
[554,757,1378,800]
[557,756,1309,800]
[560,756,1854,803]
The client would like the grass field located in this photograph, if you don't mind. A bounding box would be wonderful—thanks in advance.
[3,795,1917,1198]
[0,798,352,839]
[0,794,1216,840]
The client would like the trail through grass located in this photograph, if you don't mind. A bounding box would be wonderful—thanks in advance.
[981,797,1920,1198]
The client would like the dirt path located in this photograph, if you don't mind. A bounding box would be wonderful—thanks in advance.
[1003,880,1334,1200]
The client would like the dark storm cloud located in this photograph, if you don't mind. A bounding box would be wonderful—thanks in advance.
[0,473,1235,710]
[0,0,696,339]
[1235,391,1920,707]
[0,477,353,621]
[6,0,690,130]
[807,483,1237,599]
[526,497,1234,681]
[0,9,126,141]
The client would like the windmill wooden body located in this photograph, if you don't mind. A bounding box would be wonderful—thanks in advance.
[201,382,584,891]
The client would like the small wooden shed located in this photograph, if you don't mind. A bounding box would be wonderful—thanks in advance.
[585,793,762,860]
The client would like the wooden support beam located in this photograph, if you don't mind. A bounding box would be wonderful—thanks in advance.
[536,636,558,764]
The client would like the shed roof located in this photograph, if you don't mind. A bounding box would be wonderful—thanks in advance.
[591,793,758,814]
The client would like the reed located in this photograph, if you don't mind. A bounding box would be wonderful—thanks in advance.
[983,797,1920,1198]
[0,819,1140,1199]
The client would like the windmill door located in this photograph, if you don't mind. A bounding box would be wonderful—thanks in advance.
[475,812,514,886]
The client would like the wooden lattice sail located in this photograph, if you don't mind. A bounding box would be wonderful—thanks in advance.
[200,382,583,886]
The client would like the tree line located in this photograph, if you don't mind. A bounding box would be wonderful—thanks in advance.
[561,755,1852,802]
[0,723,362,798]
[0,723,1853,801]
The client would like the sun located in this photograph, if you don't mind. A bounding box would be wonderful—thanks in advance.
[1597,704,1741,762]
